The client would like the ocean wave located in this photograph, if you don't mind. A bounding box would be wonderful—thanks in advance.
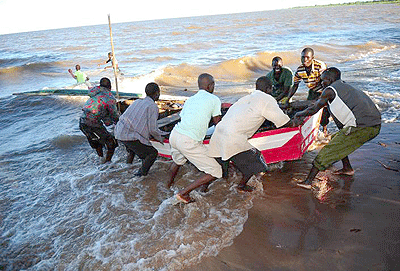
[51,134,87,149]
[1,151,262,270]
[0,59,70,74]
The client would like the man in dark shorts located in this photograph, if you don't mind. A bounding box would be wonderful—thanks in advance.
[208,76,292,192]
[79,77,119,163]
[293,67,381,189]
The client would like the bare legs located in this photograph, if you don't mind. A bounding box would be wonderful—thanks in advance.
[167,163,181,188]
[332,156,355,176]
[177,174,217,203]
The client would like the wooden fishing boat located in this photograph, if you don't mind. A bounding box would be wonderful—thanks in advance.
[149,100,323,164]
[13,88,142,99]
[15,88,322,164]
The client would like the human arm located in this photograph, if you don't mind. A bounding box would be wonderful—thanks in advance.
[212,115,221,125]
[275,85,291,102]
[148,105,169,143]
[293,87,335,126]
[68,69,76,79]
[285,82,299,106]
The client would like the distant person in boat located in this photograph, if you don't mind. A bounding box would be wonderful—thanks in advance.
[79,77,119,163]
[266,56,293,104]
[168,73,223,204]
[99,52,120,71]
[285,47,330,135]
[208,76,292,192]
[68,64,89,84]
[293,67,381,189]
[114,82,169,176]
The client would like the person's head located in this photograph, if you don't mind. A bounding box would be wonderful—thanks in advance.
[301,47,314,67]
[198,73,215,93]
[321,67,341,87]
[75,64,81,71]
[100,77,112,90]
[108,52,112,58]
[271,56,283,73]
[145,82,161,101]
[256,76,273,94]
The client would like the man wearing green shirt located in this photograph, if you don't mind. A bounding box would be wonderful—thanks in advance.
[68,64,89,84]
[266,56,293,103]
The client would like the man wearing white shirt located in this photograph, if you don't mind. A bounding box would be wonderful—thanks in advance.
[208,76,292,192]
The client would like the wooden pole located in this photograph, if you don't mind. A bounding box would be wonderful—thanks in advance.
[108,14,120,100]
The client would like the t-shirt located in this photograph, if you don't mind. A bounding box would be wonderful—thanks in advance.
[208,90,290,160]
[266,67,293,97]
[74,70,87,83]
[173,90,221,142]
[294,59,326,95]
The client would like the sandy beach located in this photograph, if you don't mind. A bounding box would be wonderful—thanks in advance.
[186,123,400,271]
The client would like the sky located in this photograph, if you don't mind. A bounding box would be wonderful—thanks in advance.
[0,0,353,35]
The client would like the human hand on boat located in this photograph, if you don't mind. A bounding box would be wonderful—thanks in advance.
[293,113,305,126]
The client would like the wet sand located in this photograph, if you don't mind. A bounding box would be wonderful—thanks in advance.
[185,123,400,271]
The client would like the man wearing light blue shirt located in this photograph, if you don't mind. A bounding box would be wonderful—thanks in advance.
[168,73,222,203]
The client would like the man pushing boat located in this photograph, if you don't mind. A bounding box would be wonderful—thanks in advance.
[167,73,223,204]
[208,76,293,192]
[293,67,381,189]
[174,76,293,203]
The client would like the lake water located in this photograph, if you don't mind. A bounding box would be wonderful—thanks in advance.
[0,3,399,270]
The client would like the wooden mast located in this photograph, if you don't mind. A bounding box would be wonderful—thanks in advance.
[107,14,120,100]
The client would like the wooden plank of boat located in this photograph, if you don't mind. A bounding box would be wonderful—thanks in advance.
[13,89,142,99]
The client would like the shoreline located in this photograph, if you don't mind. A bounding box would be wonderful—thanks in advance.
[293,0,400,9]
[185,122,400,271]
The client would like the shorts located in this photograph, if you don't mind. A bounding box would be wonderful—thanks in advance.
[169,129,222,178]
[230,148,268,180]
[313,125,381,171]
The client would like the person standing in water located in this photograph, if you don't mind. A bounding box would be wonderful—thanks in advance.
[99,52,119,71]
[208,76,291,192]
[79,77,119,163]
[114,82,169,176]
[68,64,89,84]
[168,73,223,204]
[293,67,381,189]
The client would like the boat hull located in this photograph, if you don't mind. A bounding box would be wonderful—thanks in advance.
[151,109,322,164]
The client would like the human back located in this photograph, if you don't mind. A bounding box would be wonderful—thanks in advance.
[327,80,381,128]
[173,73,221,141]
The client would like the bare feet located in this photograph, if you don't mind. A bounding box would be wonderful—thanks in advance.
[237,184,255,192]
[176,193,195,204]
[332,168,355,176]
[296,183,312,190]
[295,179,313,190]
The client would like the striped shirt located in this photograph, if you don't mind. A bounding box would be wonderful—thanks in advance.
[294,59,327,93]
[114,96,167,145]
